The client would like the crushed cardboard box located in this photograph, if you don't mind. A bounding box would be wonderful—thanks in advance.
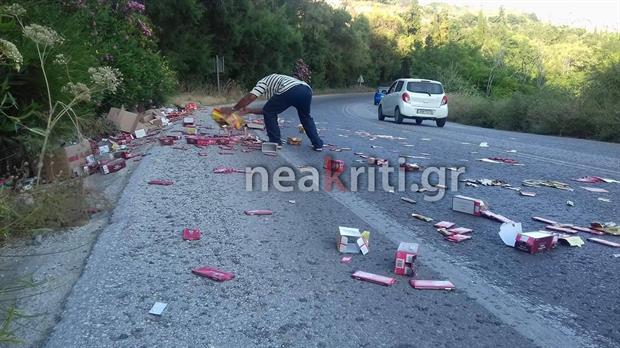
[499,222,557,254]
[337,226,369,255]
[44,138,92,181]
[106,108,140,133]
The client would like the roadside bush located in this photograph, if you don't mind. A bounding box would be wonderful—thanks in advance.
[448,93,495,128]
[0,1,177,178]
[449,90,618,142]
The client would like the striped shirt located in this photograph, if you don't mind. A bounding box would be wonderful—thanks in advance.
[250,74,310,99]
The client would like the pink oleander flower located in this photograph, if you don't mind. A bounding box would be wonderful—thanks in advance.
[127,1,145,12]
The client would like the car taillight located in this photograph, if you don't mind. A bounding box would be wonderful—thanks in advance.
[441,95,448,106]
[402,92,410,103]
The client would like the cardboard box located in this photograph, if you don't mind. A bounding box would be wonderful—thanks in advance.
[394,242,419,276]
[107,108,140,133]
[44,139,92,180]
[338,227,365,254]
[499,222,557,254]
[452,195,487,216]
[107,107,121,123]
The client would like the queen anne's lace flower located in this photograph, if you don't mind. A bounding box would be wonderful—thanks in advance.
[0,38,23,70]
[23,24,64,46]
[2,3,26,17]
[88,66,123,93]
[53,53,68,65]
[62,82,91,102]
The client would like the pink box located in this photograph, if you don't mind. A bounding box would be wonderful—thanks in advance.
[182,228,201,241]
[434,221,456,229]
[448,227,473,234]
[192,266,234,282]
[351,271,396,286]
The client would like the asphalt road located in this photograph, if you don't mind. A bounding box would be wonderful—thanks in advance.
[45,93,620,348]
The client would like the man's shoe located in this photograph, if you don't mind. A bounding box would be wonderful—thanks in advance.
[312,145,323,152]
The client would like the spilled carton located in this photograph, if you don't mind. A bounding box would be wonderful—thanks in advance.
[499,222,557,254]
[261,142,278,155]
[394,242,418,276]
[337,226,369,255]
[452,195,487,216]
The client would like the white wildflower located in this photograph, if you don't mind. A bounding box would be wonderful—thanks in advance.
[88,66,122,93]
[2,3,26,17]
[53,53,68,65]
[62,82,91,102]
[0,38,22,71]
[23,24,64,46]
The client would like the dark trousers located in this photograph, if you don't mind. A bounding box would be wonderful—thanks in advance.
[262,84,323,148]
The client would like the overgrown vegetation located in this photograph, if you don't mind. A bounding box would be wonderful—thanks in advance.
[146,0,619,141]
[0,179,90,241]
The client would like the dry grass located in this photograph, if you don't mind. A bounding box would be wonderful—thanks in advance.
[0,179,100,242]
[169,84,374,107]
[170,81,246,107]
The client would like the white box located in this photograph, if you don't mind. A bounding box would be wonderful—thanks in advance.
[452,195,487,216]
[134,128,147,139]
[262,142,278,155]
[338,226,363,253]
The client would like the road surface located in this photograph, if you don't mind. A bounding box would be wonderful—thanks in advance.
[45,93,620,348]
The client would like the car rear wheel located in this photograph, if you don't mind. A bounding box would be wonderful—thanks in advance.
[378,105,385,121]
[394,107,403,124]
[436,118,446,128]
[415,118,423,125]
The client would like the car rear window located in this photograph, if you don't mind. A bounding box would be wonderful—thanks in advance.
[407,82,444,94]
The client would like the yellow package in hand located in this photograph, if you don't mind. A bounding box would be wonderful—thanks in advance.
[211,108,246,129]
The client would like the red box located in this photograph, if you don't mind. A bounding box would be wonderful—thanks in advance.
[100,158,126,175]
[159,138,174,146]
[324,157,345,173]
[185,102,198,111]
[394,242,419,276]
[515,231,557,254]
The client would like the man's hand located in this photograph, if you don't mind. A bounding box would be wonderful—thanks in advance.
[219,106,233,115]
